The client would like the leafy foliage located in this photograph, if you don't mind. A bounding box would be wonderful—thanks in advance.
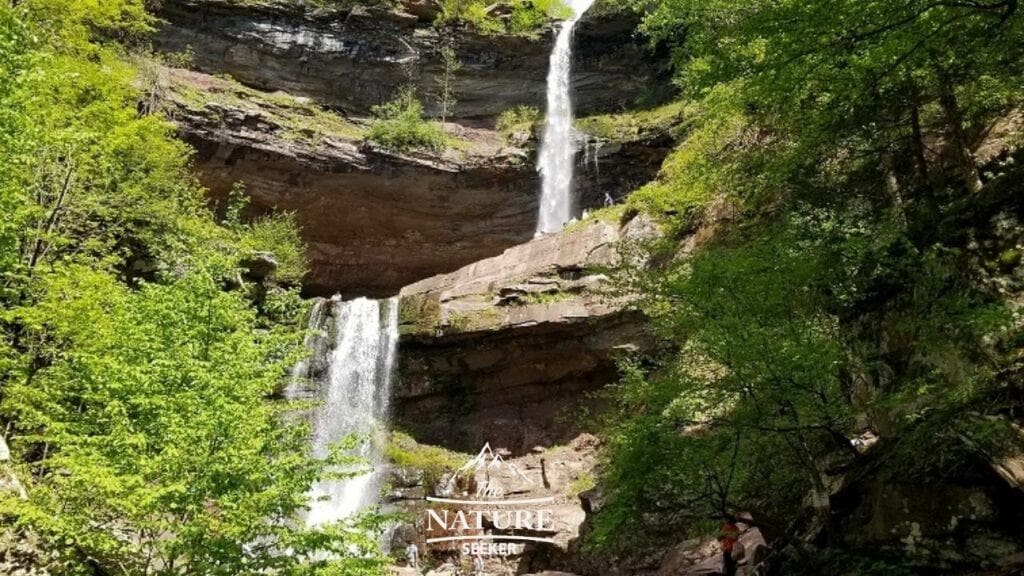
[638,0,1024,199]
[386,431,469,489]
[598,218,852,544]
[598,204,1017,553]
[574,100,685,141]
[0,1,386,573]
[623,86,753,225]
[367,88,448,152]
[436,0,572,36]
[496,105,541,138]
[507,0,573,34]
[592,0,1024,566]
[182,0,399,13]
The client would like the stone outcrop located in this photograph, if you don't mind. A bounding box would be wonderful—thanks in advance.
[831,476,1024,572]
[151,0,671,120]
[0,530,52,576]
[659,531,767,576]
[395,215,658,453]
[158,66,672,296]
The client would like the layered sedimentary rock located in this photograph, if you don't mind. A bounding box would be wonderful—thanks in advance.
[161,66,535,296]
[159,66,672,296]
[151,0,671,120]
[395,215,659,453]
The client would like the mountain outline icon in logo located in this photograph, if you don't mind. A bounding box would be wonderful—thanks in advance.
[428,443,552,505]
[423,443,557,549]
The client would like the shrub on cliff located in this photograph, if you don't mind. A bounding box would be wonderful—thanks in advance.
[496,105,541,141]
[367,88,448,152]
[436,0,572,36]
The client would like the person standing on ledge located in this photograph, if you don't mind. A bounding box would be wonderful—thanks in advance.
[472,550,485,575]
[405,542,419,569]
[719,514,740,576]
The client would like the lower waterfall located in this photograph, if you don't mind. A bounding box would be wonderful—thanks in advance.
[286,296,399,527]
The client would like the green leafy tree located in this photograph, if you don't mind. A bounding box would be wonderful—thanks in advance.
[598,219,855,545]
[2,267,385,575]
[591,3,1023,554]
[0,1,387,573]
[598,205,1016,564]
[640,0,1024,219]
[436,0,572,35]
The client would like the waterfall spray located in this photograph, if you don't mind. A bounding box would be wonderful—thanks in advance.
[290,297,399,526]
[535,0,596,235]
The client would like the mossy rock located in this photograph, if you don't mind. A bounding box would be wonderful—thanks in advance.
[398,293,442,336]
[440,307,505,335]
[386,431,469,489]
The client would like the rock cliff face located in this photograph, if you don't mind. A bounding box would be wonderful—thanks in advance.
[151,0,671,120]
[161,66,536,296]
[146,8,680,571]
[158,66,672,296]
[394,215,658,453]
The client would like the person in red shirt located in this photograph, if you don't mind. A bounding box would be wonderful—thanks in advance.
[718,514,740,576]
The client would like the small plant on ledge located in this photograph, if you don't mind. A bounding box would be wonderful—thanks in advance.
[496,105,541,142]
[366,87,448,152]
[435,0,572,36]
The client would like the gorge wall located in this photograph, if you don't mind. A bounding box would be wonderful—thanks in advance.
[151,0,672,120]
[153,7,674,295]
[148,3,670,574]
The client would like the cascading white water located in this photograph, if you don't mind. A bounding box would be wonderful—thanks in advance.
[535,0,596,235]
[288,296,399,527]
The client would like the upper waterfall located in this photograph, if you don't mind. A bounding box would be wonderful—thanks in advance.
[286,296,399,526]
[535,0,596,235]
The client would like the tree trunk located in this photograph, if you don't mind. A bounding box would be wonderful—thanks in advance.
[884,152,907,227]
[910,95,930,184]
[904,83,942,228]
[26,162,74,273]
[934,66,983,193]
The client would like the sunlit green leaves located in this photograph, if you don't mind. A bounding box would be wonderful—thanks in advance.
[0,2,385,574]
